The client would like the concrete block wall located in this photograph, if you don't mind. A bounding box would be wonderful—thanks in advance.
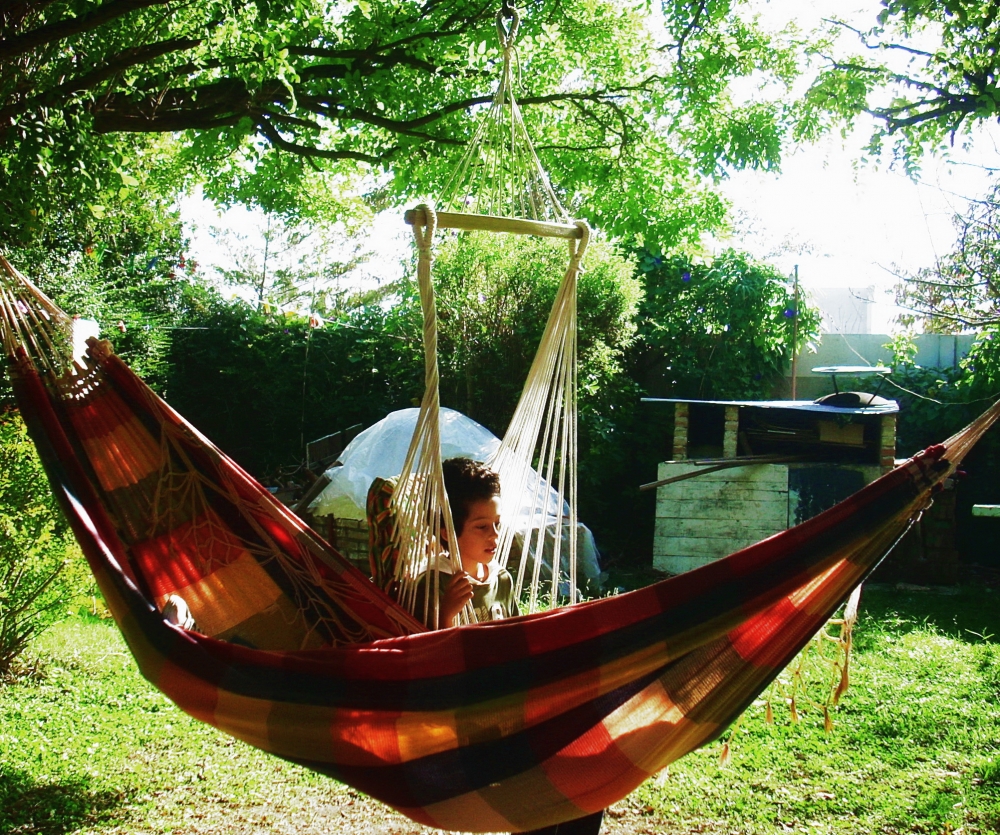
[653,463,788,575]
[781,333,975,401]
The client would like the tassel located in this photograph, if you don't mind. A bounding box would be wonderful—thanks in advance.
[833,656,850,705]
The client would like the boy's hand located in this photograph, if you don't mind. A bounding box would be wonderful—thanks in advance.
[440,571,474,627]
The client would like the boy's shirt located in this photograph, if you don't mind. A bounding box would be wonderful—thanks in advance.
[467,563,519,622]
[415,561,519,626]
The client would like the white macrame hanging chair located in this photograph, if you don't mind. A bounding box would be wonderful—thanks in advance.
[390,3,591,627]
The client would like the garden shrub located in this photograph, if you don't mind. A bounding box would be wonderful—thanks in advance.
[0,409,86,676]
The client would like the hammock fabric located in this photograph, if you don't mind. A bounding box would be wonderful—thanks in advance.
[4,263,1000,831]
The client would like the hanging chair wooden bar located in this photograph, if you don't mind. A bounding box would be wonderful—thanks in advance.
[404,208,585,240]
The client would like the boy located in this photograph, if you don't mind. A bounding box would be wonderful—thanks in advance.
[423,457,519,628]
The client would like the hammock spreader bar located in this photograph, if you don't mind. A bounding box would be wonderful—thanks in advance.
[4,251,998,829]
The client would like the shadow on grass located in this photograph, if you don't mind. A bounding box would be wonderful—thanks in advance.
[858,583,1000,644]
[0,768,130,834]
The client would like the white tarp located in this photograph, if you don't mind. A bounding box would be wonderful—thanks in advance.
[309,407,603,591]
[310,407,498,519]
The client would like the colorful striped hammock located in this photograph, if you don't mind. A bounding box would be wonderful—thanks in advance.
[2,255,998,831]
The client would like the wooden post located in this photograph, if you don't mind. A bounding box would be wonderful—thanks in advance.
[880,413,897,471]
[790,264,799,400]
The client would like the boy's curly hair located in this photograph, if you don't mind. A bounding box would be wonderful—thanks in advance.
[442,457,501,534]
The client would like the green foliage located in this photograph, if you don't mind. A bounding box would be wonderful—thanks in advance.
[568,247,821,565]
[208,211,373,314]
[884,184,1000,559]
[801,0,1000,168]
[1,165,191,398]
[630,248,821,400]
[429,232,641,434]
[157,241,812,565]
[163,285,425,474]
[0,0,808,247]
[0,411,86,677]
[884,331,920,368]
[426,233,644,556]
[161,233,642,481]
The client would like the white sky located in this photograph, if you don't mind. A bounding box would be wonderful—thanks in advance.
[183,0,1000,333]
[717,127,1000,333]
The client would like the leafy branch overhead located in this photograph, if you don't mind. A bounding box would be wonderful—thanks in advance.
[802,0,1000,164]
[1,0,802,243]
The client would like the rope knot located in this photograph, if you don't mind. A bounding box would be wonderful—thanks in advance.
[411,204,437,251]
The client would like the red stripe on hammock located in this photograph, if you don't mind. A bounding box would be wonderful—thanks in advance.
[131,508,251,597]
[541,719,646,812]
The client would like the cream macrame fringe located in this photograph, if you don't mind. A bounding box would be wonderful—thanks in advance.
[0,255,74,380]
[488,221,589,610]
[439,9,567,223]
[393,211,591,621]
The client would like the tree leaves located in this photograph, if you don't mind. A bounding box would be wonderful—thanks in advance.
[804,1,1000,166]
[631,249,820,400]
[1,0,807,248]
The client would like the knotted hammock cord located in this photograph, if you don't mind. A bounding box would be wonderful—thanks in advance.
[439,8,567,222]
[491,220,589,609]
[0,257,73,381]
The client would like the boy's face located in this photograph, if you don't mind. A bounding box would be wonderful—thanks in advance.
[457,496,501,570]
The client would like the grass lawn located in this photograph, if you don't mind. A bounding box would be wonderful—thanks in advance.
[1,583,999,835]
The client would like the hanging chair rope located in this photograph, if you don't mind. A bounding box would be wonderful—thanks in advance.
[490,219,589,608]
[438,6,568,223]
[394,2,591,620]
[392,205,474,627]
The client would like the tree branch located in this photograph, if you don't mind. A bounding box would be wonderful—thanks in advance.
[0,35,202,122]
[658,0,709,63]
[0,0,173,60]
[822,18,937,59]
[256,117,387,164]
